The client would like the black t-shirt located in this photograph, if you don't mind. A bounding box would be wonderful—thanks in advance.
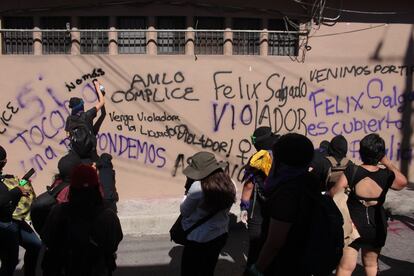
[262,172,320,275]
[65,107,97,133]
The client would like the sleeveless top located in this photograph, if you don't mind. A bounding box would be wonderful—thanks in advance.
[344,164,395,248]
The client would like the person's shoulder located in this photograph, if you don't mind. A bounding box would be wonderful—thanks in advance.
[188,181,202,193]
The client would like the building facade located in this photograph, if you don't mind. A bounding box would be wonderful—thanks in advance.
[0,0,413,199]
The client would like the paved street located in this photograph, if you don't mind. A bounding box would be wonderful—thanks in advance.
[15,187,414,276]
[113,214,414,276]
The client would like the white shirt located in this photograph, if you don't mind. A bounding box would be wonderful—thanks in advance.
[180,181,230,243]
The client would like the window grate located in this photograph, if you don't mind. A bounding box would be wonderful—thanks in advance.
[2,17,33,55]
[195,31,224,55]
[41,17,71,55]
[232,18,261,55]
[157,17,186,55]
[194,17,224,55]
[80,17,109,54]
[117,17,147,54]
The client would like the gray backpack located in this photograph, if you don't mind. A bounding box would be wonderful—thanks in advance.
[325,156,349,191]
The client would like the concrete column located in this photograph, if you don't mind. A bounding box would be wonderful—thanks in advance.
[71,16,80,55]
[0,17,3,55]
[260,18,268,56]
[185,16,194,56]
[223,17,232,56]
[33,17,42,55]
[109,16,118,55]
[147,16,157,55]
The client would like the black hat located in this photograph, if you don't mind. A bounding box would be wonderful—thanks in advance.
[0,145,6,161]
[273,133,314,167]
[251,126,279,151]
[183,151,227,180]
[329,135,348,159]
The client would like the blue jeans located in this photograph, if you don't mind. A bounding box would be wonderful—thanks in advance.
[0,220,41,276]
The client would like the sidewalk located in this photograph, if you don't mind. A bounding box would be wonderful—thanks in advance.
[118,187,414,236]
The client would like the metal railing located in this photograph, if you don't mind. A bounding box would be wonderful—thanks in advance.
[195,31,224,55]
[118,30,146,54]
[2,30,33,55]
[157,31,185,55]
[42,30,71,54]
[80,30,109,54]
[0,29,307,56]
[268,32,299,56]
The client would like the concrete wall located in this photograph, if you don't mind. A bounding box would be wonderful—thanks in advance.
[0,22,413,200]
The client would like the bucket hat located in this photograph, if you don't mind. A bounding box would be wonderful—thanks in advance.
[183,151,227,180]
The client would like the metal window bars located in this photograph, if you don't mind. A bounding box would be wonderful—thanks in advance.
[232,31,260,55]
[118,30,146,54]
[268,32,299,56]
[80,30,109,54]
[42,30,71,55]
[157,30,185,55]
[2,30,33,55]
[195,31,224,55]
[0,29,306,56]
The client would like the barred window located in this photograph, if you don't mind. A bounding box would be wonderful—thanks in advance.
[268,19,299,56]
[80,17,109,54]
[157,17,185,55]
[194,17,224,55]
[41,17,71,54]
[2,17,34,55]
[117,17,146,54]
[232,18,261,55]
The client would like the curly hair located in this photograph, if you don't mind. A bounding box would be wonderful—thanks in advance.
[200,170,236,211]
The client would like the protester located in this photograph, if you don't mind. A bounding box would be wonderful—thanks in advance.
[309,140,330,185]
[180,151,236,276]
[239,126,279,270]
[65,79,105,161]
[41,164,123,276]
[249,133,319,275]
[329,133,407,276]
[311,135,353,192]
[97,153,119,213]
[0,145,41,276]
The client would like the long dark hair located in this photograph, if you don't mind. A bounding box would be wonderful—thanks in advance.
[201,169,236,211]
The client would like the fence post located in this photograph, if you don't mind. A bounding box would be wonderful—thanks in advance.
[109,16,118,55]
[147,16,157,55]
[260,18,268,56]
[33,17,42,55]
[185,16,194,56]
[224,17,232,56]
[71,16,80,55]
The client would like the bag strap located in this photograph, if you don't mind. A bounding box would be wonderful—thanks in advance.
[326,156,349,168]
[184,209,222,235]
[347,164,358,193]
[49,181,70,197]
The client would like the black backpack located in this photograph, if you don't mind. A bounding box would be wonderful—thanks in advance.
[30,180,69,234]
[67,113,96,158]
[303,192,344,276]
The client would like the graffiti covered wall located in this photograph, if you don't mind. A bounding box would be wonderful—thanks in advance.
[0,23,413,199]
